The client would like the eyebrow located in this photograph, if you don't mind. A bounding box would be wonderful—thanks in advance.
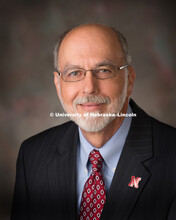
[63,59,116,71]
[95,60,116,68]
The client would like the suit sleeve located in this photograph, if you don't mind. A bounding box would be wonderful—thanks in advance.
[168,193,176,220]
[11,143,29,220]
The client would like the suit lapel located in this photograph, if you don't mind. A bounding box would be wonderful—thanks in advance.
[47,122,78,220]
[101,100,153,219]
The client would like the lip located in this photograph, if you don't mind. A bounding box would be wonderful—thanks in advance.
[79,102,103,111]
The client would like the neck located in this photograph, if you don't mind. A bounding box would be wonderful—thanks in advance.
[80,100,129,148]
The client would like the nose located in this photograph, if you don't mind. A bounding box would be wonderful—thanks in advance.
[82,70,99,95]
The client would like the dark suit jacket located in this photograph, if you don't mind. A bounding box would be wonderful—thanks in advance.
[11,100,176,220]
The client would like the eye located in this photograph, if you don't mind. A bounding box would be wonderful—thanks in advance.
[96,68,112,74]
[100,69,111,73]
[67,70,82,77]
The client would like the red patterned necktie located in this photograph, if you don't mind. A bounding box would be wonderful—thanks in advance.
[79,150,106,220]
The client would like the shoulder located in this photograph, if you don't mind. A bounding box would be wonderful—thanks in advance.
[19,121,77,156]
[130,99,176,131]
[151,117,176,149]
[151,117,176,134]
[130,98,176,144]
[22,120,76,144]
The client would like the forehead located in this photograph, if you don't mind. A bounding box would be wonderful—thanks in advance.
[58,25,124,68]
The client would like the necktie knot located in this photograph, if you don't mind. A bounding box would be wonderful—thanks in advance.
[89,150,103,172]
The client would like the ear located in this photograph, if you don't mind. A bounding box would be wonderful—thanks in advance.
[127,65,136,97]
[53,71,61,100]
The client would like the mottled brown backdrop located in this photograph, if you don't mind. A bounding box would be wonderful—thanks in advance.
[0,0,176,219]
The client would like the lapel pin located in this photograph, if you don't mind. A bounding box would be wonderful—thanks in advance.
[128,176,142,189]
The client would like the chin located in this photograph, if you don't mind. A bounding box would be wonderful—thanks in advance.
[71,115,116,133]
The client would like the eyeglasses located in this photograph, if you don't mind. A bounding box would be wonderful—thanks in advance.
[57,64,129,82]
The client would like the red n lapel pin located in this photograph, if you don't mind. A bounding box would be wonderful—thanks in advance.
[128,176,142,188]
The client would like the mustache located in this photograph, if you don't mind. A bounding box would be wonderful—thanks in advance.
[73,95,111,106]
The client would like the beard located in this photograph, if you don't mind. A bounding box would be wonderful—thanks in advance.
[58,74,128,132]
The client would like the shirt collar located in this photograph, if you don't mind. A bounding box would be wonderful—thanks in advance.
[79,104,132,171]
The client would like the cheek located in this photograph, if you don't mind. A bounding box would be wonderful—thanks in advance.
[100,77,124,99]
[60,83,79,104]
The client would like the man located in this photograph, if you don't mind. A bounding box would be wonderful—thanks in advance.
[11,24,176,220]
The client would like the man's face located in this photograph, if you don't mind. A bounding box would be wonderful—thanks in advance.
[54,25,135,132]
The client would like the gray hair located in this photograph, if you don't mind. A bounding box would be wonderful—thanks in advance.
[54,26,132,71]
[111,28,132,65]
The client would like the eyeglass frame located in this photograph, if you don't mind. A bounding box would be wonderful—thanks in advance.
[56,63,129,82]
